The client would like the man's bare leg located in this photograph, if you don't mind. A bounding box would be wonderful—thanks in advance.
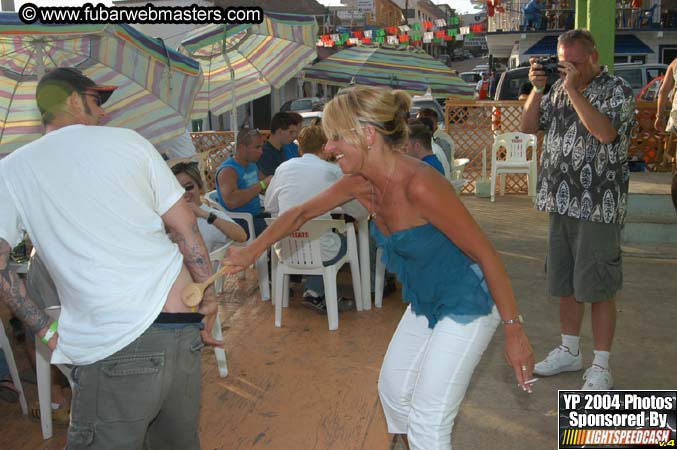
[560,295,584,337]
[591,299,616,352]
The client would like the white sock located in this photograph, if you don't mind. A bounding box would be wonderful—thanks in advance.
[593,350,610,370]
[561,334,580,355]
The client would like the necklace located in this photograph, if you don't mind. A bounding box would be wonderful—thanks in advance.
[370,157,398,219]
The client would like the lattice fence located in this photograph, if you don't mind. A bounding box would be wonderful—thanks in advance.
[190,130,271,191]
[445,100,540,194]
[631,101,675,171]
[444,100,669,194]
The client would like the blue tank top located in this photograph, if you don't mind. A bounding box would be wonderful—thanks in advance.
[215,157,261,216]
[371,222,494,328]
[421,154,445,175]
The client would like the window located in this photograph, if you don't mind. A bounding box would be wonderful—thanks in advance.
[615,68,643,90]
[647,67,666,81]
[630,55,646,63]
[614,55,630,64]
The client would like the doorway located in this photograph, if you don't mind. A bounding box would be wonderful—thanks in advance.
[660,45,677,64]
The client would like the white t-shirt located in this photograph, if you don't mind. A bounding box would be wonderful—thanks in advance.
[0,125,185,365]
[264,153,367,261]
[434,128,455,165]
[197,204,237,253]
[431,141,451,180]
[155,127,197,159]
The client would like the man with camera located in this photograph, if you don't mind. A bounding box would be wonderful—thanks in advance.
[520,29,635,390]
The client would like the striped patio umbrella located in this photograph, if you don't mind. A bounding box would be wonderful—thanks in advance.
[304,46,474,99]
[0,13,202,155]
[179,11,318,122]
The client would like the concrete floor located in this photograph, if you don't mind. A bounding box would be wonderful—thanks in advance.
[1,195,676,449]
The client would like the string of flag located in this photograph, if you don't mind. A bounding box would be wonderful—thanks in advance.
[317,17,486,48]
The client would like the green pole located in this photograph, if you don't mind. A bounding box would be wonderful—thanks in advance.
[575,0,587,29]
[587,0,616,74]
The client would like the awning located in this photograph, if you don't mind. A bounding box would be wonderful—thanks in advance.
[524,34,653,55]
[615,34,653,54]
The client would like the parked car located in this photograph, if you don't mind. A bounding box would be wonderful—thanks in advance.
[494,66,559,101]
[614,63,667,97]
[460,71,482,84]
[280,97,324,112]
[495,62,667,101]
[452,48,464,61]
[436,54,451,67]
[637,75,663,102]
[410,94,446,129]
[472,64,490,73]
[299,111,323,128]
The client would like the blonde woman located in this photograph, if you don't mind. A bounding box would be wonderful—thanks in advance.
[224,86,534,449]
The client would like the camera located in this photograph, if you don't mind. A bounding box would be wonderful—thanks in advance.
[536,55,560,75]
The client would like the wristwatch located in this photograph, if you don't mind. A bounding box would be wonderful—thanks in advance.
[502,314,524,325]
[207,212,217,224]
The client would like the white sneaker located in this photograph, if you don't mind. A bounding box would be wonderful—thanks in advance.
[534,345,583,376]
[581,365,613,390]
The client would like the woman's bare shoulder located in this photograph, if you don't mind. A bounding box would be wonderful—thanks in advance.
[337,173,371,196]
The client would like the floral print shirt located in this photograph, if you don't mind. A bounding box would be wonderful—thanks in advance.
[537,67,635,225]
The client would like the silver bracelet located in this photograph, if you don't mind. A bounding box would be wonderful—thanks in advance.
[502,314,524,325]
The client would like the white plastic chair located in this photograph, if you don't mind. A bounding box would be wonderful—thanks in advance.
[209,244,230,378]
[35,306,73,440]
[490,132,538,202]
[0,318,28,416]
[450,157,470,194]
[374,247,386,308]
[265,218,362,331]
[205,190,270,302]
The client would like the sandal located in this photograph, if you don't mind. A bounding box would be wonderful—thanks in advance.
[30,402,70,425]
[0,379,19,403]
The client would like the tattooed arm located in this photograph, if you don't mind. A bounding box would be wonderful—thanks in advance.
[0,239,58,350]
[162,198,221,347]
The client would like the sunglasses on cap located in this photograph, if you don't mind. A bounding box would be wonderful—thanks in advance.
[82,92,103,107]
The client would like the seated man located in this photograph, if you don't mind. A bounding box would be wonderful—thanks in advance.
[215,129,272,238]
[258,112,297,177]
[22,251,71,423]
[264,125,367,313]
[416,108,455,166]
[416,116,451,179]
[407,121,445,175]
[282,112,303,161]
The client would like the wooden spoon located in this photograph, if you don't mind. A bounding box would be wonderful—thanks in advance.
[181,264,234,308]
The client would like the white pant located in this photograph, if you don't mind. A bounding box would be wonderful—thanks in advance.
[378,305,500,450]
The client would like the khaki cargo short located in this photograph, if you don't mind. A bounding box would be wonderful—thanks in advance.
[546,213,623,303]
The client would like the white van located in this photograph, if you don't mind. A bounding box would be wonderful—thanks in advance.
[613,63,667,96]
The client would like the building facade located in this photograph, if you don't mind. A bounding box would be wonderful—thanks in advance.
[480,0,677,68]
